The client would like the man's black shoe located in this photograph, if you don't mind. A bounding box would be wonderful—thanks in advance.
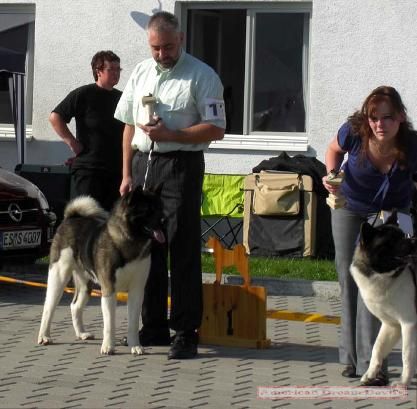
[167,332,198,360]
[139,328,172,346]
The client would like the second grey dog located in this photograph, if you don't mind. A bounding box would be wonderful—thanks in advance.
[350,211,417,386]
[38,186,165,355]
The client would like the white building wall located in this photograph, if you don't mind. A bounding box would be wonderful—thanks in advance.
[309,0,417,161]
[1,0,417,175]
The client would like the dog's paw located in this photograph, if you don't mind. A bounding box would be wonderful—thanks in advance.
[390,381,407,387]
[77,332,94,341]
[360,371,388,387]
[360,374,369,384]
[38,335,53,345]
[100,344,116,355]
[391,377,411,387]
[131,345,146,355]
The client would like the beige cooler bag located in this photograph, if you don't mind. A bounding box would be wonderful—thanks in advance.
[243,172,317,257]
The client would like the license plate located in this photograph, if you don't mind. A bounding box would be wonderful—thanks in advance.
[1,229,42,250]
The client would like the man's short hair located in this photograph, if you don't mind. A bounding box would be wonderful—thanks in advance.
[91,50,120,81]
[147,11,179,33]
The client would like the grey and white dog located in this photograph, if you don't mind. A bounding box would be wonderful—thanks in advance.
[38,186,165,355]
[350,211,417,386]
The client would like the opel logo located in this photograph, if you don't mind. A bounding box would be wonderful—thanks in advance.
[8,203,23,222]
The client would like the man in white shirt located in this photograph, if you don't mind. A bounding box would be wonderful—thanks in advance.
[115,11,226,359]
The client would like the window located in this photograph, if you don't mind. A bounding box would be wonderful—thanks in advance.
[182,3,310,151]
[0,5,35,139]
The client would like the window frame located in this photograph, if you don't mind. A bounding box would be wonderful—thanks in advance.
[0,4,35,141]
[179,1,311,151]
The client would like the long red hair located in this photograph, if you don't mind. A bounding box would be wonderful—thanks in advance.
[348,86,413,168]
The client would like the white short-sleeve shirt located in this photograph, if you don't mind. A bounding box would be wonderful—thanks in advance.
[114,50,226,153]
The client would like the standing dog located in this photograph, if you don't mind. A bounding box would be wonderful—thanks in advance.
[38,186,165,355]
[350,211,417,386]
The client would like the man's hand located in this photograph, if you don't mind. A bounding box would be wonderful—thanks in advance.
[49,112,84,155]
[137,118,224,144]
[119,176,133,196]
[65,156,76,166]
[137,118,174,142]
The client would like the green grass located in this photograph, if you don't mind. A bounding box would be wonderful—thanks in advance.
[202,253,337,281]
[37,253,337,282]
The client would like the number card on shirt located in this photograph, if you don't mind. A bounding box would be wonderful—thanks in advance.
[204,98,226,121]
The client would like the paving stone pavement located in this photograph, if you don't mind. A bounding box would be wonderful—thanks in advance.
[0,270,416,409]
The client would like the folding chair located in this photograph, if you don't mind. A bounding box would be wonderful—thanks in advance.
[200,173,245,250]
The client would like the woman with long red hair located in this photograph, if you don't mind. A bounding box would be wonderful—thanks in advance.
[323,86,417,385]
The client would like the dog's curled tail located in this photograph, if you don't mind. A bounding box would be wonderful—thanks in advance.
[64,196,108,219]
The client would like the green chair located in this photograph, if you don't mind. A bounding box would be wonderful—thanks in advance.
[201,173,245,249]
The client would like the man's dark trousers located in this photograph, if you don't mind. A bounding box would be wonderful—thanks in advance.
[132,149,204,334]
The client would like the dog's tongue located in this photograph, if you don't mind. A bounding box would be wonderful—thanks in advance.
[153,230,165,243]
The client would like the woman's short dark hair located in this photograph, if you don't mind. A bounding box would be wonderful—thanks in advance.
[91,50,120,81]
[348,86,414,168]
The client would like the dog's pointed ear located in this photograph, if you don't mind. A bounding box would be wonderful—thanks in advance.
[410,237,417,253]
[385,209,398,225]
[360,222,374,246]
[400,238,416,257]
[126,185,144,204]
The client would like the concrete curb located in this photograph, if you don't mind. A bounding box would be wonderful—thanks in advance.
[15,263,341,301]
[202,273,341,300]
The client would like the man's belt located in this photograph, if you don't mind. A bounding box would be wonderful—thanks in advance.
[136,150,203,159]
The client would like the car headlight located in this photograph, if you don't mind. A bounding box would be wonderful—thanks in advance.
[36,187,50,210]
[34,187,57,226]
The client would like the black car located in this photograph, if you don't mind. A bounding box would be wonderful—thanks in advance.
[0,167,56,265]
